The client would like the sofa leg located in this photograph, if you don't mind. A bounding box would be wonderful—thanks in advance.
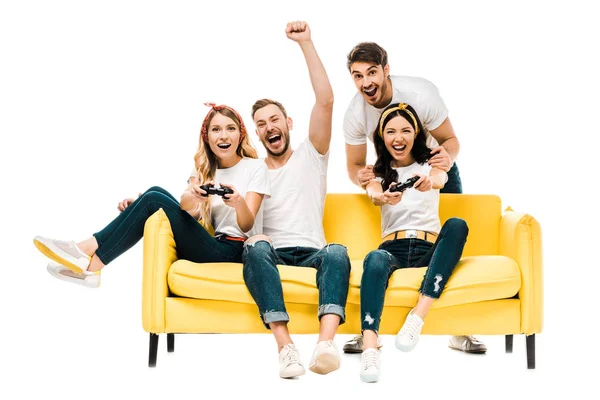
[148,333,159,367]
[505,335,513,353]
[167,333,175,353]
[526,334,535,369]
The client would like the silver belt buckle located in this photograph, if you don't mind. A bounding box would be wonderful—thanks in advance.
[406,229,417,238]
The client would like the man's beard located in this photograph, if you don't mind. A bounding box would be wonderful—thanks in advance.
[370,79,391,109]
[263,130,290,157]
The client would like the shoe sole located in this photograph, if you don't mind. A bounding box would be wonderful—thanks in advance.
[309,353,340,375]
[34,238,85,274]
[280,369,305,379]
[448,345,487,354]
[395,340,417,352]
[360,372,380,383]
[47,264,100,288]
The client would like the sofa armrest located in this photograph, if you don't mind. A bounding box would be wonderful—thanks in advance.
[142,208,177,333]
[499,208,543,334]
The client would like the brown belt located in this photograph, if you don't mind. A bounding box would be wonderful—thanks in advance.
[225,236,246,243]
[382,230,438,244]
[216,234,247,243]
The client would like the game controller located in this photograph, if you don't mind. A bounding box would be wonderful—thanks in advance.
[199,184,234,197]
[389,176,420,193]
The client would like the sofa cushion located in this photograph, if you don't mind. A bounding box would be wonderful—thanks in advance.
[168,255,520,310]
[348,255,521,308]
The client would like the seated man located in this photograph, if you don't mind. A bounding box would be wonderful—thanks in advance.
[242,21,351,379]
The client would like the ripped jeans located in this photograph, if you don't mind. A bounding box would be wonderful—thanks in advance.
[361,218,469,333]
[242,240,351,329]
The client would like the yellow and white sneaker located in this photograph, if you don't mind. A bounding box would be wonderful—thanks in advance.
[46,262,100,288]
[34,236,91,273]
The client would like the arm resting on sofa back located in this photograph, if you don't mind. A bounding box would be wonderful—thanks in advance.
[499,209,543,334]
[142,208,178,333]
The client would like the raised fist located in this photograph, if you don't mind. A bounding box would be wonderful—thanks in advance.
[285,21,311,43]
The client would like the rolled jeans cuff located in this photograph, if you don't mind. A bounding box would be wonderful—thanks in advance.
[262,311,290,328]
[318,304,346,325]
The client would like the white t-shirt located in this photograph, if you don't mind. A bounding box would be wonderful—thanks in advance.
[263,138,328,249]
[376,162,441,238]
[343,75,448,149]
[190,158,271,238]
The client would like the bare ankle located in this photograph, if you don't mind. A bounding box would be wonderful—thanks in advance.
[77,237,99,257]
[278,341,293,352]
[362,330,378,349]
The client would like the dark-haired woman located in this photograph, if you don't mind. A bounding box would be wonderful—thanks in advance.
[359,103,468,383]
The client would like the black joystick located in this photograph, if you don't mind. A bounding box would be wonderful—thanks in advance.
[199,184,234,197]
[389,176,420,193]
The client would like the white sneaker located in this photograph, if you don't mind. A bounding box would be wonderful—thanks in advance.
[309,340,341,375]
[47,262,101,288]
[395,309,424,352]
[279,344,305,379]
[34,236,91,274]
[360,348,381,383]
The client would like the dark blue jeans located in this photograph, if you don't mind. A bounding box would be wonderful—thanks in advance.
[93,186,244,265]
[360,218,468,333]
[242,241,351,328]
[441,163,462,194]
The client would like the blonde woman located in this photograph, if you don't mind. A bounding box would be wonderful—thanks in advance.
[34,103,270,288]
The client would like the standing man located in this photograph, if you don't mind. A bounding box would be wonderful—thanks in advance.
[342,41,487,355]
[242,21,351,379]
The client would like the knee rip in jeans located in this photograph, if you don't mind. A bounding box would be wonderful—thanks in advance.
[379,250,393,260]
[366,249,392,261]
[364,313,375,325]
[324,243,347,254]
[244,235,272,248]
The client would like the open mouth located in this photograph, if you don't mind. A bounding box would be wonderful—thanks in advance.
[217,143,231,150]
[363,85,378,98]
[267,134,282,146]
[392,144,406,152]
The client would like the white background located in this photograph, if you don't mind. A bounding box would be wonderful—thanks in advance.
[1,0,598,398]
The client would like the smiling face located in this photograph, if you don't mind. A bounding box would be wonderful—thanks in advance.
[350,61,392,108]
[206,113,241,163]
[253,104,292,158]
[382,114,417,167]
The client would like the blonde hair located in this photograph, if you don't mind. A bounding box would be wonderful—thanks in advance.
[193,107,258,230]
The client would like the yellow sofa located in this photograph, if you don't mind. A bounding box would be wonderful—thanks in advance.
[142,193,543,369]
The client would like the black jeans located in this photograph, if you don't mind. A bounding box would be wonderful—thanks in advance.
[93,186,243,265]
[360,218,469,333]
